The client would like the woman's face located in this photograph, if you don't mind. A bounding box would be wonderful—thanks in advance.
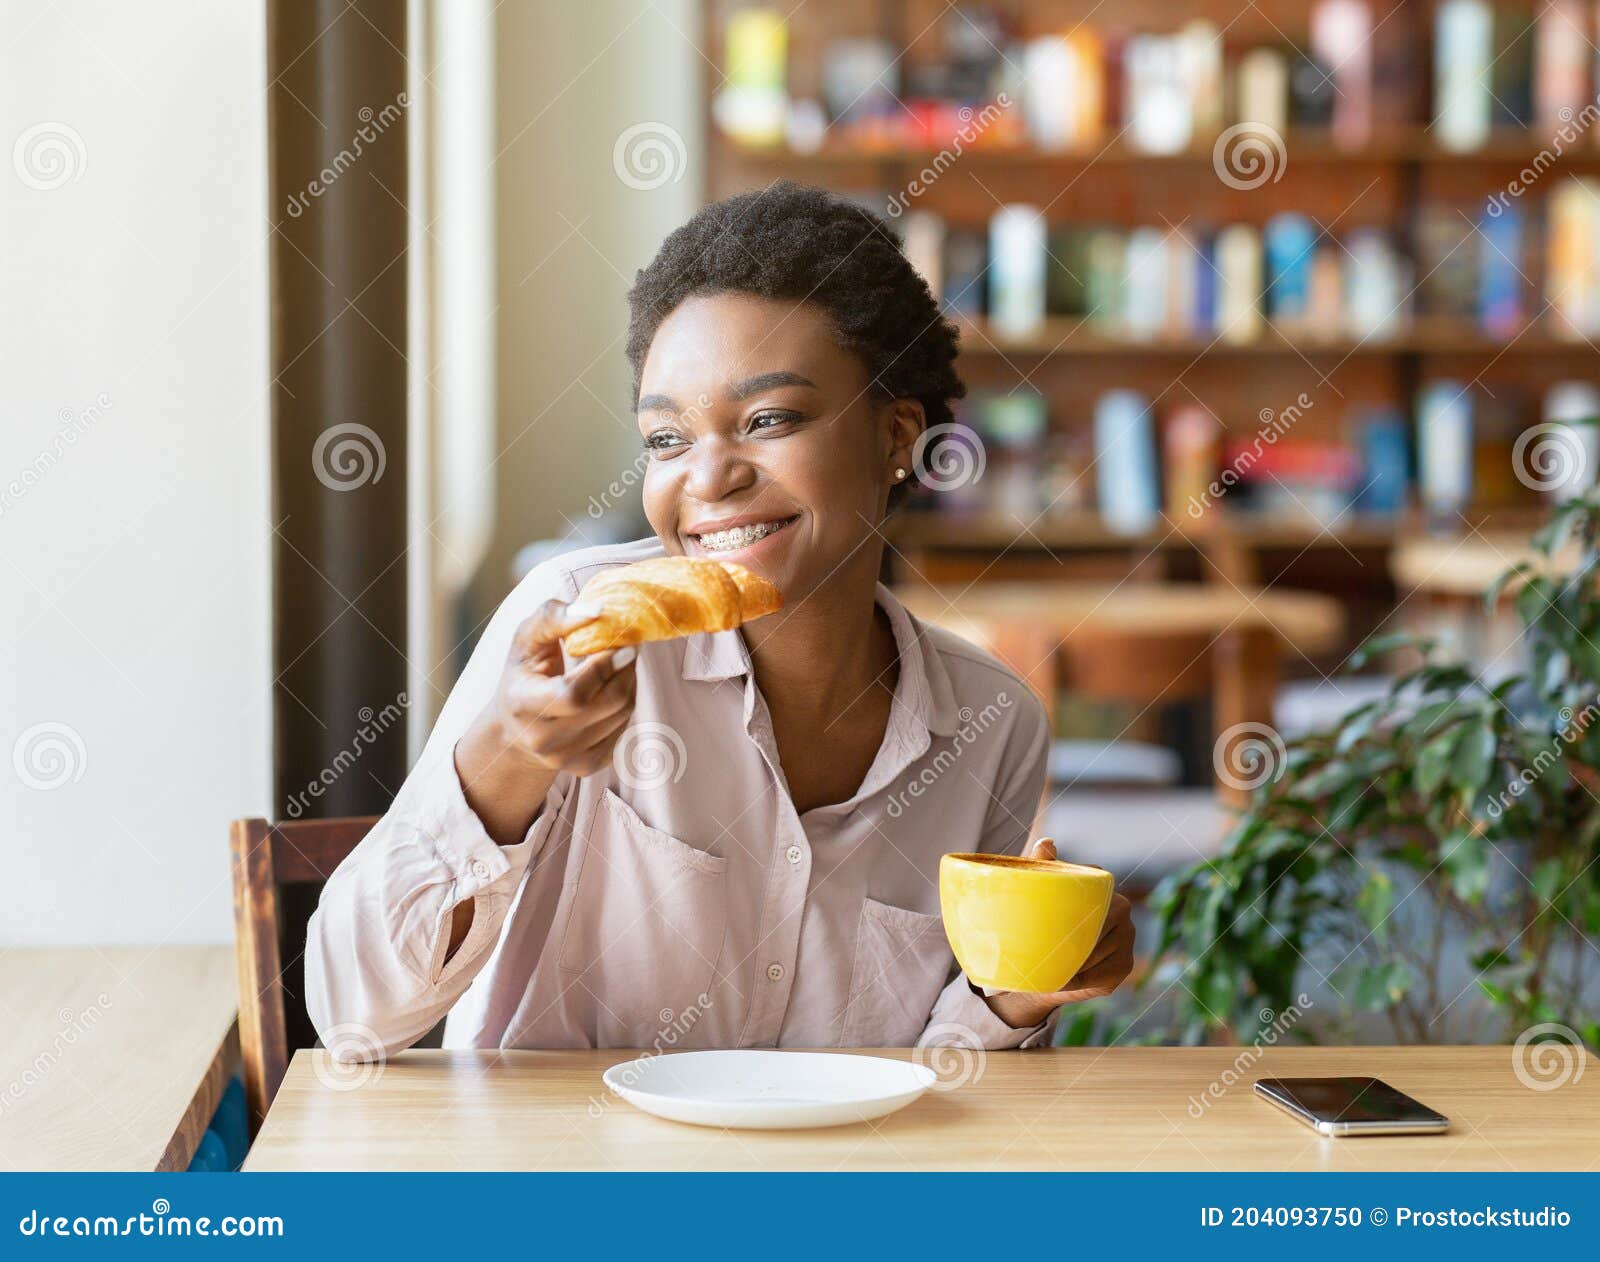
[636,292,922,603]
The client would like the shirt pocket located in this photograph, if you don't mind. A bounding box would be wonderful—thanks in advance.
[840,898,954,1047]
[558,789,729,1045]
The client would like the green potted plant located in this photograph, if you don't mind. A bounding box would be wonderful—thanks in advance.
[1147,494,1600,1051]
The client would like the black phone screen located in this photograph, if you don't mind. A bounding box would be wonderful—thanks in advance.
[1256,1076,1446,1125]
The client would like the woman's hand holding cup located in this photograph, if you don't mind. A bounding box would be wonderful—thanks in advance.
[972,838,1136,1031]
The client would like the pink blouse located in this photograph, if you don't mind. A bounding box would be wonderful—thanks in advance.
[306,538,1054,1056]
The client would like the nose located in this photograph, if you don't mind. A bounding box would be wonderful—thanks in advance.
[680,433,757,505]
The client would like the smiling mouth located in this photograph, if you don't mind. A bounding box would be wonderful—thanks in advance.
[688,515,799,553]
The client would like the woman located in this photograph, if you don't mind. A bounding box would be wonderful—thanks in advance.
[307,182,1133,1057]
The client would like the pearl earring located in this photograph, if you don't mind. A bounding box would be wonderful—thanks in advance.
[894,467,908,480]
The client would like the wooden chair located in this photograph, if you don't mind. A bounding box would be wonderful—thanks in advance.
[229,816,378,1133]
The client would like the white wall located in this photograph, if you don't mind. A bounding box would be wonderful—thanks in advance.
[483,0,700,609]
[1,2,271,943]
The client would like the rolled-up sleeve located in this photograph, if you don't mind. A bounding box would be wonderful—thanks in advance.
[304,566,576,1059]
[920,691,1055,1051]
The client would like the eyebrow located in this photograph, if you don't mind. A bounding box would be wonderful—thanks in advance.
[636,371,819,417]
[726,371,816,400]
[636,393,678,414]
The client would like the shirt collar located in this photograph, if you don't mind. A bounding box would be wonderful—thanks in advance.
[678,584,961,740]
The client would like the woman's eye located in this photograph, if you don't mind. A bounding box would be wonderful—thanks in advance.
[749,411,799,432]
[644,431,687,455]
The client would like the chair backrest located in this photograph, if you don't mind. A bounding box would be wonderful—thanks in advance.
[229,816,378,1132]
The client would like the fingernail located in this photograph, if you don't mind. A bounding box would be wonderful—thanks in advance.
[567,601,603,621]
[613,646,637,668]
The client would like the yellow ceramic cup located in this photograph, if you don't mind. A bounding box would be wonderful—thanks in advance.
[939,852,1115,993]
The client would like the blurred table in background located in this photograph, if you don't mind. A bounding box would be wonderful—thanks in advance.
[1390,532,1577,600]
[0,946,237,1170]
[897,581,1344,805]
[1390,533,1579,670]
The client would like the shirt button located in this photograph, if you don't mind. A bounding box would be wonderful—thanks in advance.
[470,860,490,880]
[785,845,803,864]
[767,963,785,982]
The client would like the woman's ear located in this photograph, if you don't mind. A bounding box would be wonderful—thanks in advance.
[883,398,926,483]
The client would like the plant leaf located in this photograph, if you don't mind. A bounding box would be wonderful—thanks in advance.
[1442,829,1490,903]
[1355,870,1394,938]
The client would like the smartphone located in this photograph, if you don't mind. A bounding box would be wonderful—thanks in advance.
[1253,1076,1449,1136]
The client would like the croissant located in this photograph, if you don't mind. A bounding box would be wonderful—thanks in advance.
[562,556,782,656]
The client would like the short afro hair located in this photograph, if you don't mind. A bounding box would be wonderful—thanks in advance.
[625,182,965,507]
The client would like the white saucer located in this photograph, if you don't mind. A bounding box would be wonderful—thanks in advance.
[601,1050,937,1130]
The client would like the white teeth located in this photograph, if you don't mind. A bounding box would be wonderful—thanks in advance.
[696,520,787,551]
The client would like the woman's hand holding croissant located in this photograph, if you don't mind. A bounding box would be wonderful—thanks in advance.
[455,598,638,847]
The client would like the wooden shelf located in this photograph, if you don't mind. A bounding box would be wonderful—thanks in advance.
[952,316,1600,359]
[887,508,1548,553]
[718,128,1600,170]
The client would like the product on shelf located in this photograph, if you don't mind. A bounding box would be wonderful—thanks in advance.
[1344,228,1408,339]
[1477,203,1527,335]
[943,229,986,317]
[713,8,788,147]
[1288,51,1337,131]
[1417,380,1475,514]
[976,390,1051,518]
[1093,390,1161,533]
[1472,387,1530,507]
[1434,0,1494,152]
[1490,7,1536,128]
[1085,229,1126,330]
[821,38,898,130]
[1356,409,1411,514]
[1164,405,1223,520]
[1220,437,1362,523]
[1535,1,1591,129]
[1215,225,1264,343]
[1548,178,1600,338]
[1123,227,1170,340]
[1264,214,1318,327]
[1415,205,1479,321]
[1236,48,1290,136]
[987,205,1047,336]
[1020,33,1105,151]
[1543,382,1600,500]
[1126,34,1194,154]
[1312,0,1374,149]
[899,212,945,297]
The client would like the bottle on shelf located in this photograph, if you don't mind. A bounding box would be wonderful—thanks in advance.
[1477,203,1526,336]
[1543,382,1600,500]
[1214,225,1264,343]
[1264,214,1318,330]
[1236,47,1289,136]
[1123,227,1170,340]
[713,8,789,147]
[1548,178,1600,338]
[1177,20,1224,138]
[1164,404,1223,522]
[1344,229,1407,340]
[1434,0,1494,152]
[1312,0,1374,149]
[1126,34,1194,154]
[987,206,1047,337]
[1534,1,1591,130]
[1416,381,1475,515]
[1356,408,1412,515]
[1094,390,1161,533]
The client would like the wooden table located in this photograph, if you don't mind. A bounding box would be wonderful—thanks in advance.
[1390,532,1575,599]
[244,1045,1599,1172]
[896,582,1344,802]
[0,946,239,1171]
